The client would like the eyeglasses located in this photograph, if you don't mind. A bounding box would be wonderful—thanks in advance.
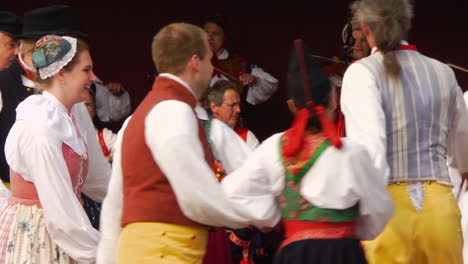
[223,102,241,109]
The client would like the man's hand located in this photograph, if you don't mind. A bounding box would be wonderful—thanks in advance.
[239,73,256,86]
[106,82,126,96]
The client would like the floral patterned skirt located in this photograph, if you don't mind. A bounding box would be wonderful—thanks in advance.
[0,202,77,264]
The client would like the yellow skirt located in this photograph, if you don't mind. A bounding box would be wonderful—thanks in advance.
[117,222,208,264]
[363,182,463,264]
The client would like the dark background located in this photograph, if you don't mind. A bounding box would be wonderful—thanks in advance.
[4,0,468,140]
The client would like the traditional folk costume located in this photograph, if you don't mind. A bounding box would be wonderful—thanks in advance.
[0,36,111,264]
[341,41,468,264]
[0,5,88,187]
[116,73,251,264]
[222,40,393,264]
[97,108,251,264]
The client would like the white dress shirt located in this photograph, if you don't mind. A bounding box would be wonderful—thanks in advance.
[245,130,260,150]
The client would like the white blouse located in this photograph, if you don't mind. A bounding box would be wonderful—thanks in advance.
[221,134,394,240]
[4,91,111,263]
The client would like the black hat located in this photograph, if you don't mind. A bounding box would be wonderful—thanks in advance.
[20,5,87,40]
[0,11,22,37]
[288,41,331,109]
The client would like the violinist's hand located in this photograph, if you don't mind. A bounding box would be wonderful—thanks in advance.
[239,73,256,86]
[106,82,126,96]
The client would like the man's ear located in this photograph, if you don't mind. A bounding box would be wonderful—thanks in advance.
[187,54,201,71]
[210,101,218,114]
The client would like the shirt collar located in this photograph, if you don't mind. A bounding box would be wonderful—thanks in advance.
[217,48,229,60]
[158,73,197,98]
[195,104,208,120]
[371,40,409,54]
[42,90,69,114]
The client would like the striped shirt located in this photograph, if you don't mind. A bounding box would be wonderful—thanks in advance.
[341,42,468,183]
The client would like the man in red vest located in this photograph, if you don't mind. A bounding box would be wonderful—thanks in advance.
[207,79,260,150]
[117,23,252,264]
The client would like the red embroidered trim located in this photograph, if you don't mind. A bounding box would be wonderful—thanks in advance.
[229,232,251,248]
[280,220,357,249]
[18,57,37,82]
[229,232,254,264]
[372,44,418,54]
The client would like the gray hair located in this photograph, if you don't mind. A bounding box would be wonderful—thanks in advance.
[206,80,239,105]
[351,0,413,78]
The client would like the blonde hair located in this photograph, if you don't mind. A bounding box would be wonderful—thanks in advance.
[20,39,36,56]
[351,0,413,78]
[152,23,208,75]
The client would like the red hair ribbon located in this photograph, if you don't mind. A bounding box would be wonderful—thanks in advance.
[283,39,342,157]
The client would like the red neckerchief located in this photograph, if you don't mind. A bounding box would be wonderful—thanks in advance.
[372,44,418,54]
[17,57,37,82]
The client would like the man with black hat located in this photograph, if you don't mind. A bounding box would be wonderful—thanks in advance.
[0,11,21,115]
[0,5,87,187]
[0,11,21,71]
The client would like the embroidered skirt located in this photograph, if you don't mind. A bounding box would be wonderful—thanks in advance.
[0,202,77,264]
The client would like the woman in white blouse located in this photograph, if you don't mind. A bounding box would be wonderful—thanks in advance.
[0,35,110,264]
[221,43,393,264]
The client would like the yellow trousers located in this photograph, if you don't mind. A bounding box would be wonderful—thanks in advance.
[117,222,208,264]
[363,182,463,264]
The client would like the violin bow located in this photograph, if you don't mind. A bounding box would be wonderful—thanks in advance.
[213,66,244,86]
[447,63,468,73]
[311,55,348,65]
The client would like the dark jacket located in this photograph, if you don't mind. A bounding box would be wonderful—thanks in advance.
[0,59,36,182]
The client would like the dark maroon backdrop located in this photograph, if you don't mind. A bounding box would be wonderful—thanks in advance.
[4,0,468,140]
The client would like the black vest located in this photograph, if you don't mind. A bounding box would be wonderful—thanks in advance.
[0,59,36,182]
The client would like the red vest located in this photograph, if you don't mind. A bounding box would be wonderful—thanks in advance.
[121,76,213,227]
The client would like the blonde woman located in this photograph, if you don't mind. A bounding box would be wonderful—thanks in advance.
[0,35,110,263]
